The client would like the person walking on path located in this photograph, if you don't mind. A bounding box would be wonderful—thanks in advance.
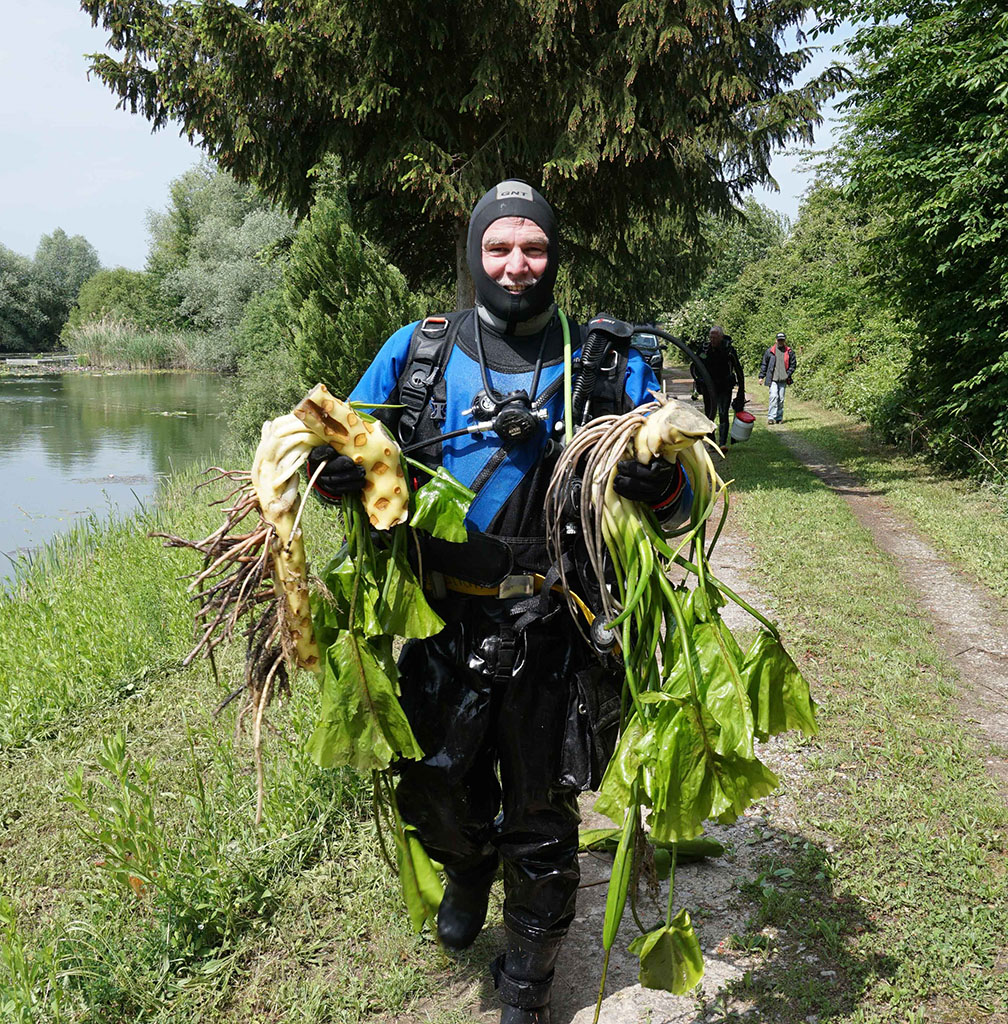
[304,179,692,1024]
[759,331,796,424]
[698,324,745,446]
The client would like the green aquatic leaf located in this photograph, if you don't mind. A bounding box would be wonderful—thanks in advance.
[594,716,648,824]
[578,829,724,864]
[742,630,818,741]
[645,700,778,841]
[317,551,383,636]
[688,578,725,623]
[707,747,779,823]
[602,805,637,951]
[646,702,712,843]
[628,910,705,994]
[410,467,475,542]
[691,620,754,760]
[377,546,444,639]
[306,630,423,771]
[394,824,444,933]
[652,847,672,880]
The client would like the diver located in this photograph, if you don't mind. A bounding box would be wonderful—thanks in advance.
[306,180,692,1024]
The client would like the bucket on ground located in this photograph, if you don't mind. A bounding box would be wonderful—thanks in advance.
[730,409,755,442]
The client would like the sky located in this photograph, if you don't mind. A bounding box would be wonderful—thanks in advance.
[0,1,203,270]
[0,2,849,272]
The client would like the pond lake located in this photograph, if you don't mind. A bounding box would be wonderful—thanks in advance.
[1,371,227,582]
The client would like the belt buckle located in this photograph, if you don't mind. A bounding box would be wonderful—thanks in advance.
[498,574,534,599]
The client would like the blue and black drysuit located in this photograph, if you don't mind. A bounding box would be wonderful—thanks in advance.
[349,309,689,944]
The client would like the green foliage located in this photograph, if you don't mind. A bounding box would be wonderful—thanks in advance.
[827,0,1008,475]
[0,474,220,746]
[1,230,100,351]
[0,245,46,351]
[284,178,425,399]
[147,163,295,330]
[671,198,790,332]
[627,910,705,994]
[408,467,475,544]
[66,725,362,959]
[676,184,914,425]
[82,0,845,310]
[0,897,61,1023]
[221,286,300,445]
[63,267,167,336]
[61,317,237,371]
[32,228,102,344]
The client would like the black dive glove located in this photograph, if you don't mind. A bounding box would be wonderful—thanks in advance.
[613,457,678,505]
[305,445,366,503]
[732,392,746,413]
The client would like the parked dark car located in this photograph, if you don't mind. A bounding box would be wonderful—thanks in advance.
[631,331,665,375]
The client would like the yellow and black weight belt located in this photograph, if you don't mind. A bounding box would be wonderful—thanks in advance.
[426,571,596,627]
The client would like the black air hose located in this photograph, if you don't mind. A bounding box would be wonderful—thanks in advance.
[570,329,607,426]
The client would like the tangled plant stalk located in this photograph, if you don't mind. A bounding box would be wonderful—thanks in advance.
[155,383,408,822]
[546,393,817,1012]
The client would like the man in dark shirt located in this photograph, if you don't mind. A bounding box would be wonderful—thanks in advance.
[699,325,746,446]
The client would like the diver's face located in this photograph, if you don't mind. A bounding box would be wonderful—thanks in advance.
[481,217,549,294]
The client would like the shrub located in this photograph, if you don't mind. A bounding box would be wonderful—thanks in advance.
[62,268,167,339]
[284,182,424,402]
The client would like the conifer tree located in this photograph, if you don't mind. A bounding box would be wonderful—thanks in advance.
[82,0,842,312]
[284,178,425,401]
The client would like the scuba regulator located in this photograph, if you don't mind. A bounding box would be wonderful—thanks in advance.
[465,387,550,446]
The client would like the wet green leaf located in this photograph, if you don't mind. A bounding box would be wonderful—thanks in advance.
[306,630,423,771]
[595,716,648,824]
[688,579,725,623]
[707,747,779,823]
[376,546,444,639]
[691,620,754,759]
[410,467,474,542]
[652,847,672,880]
[628,910,705,993]
[743,630,818,741]
[646,703,711,843]
[394,825,443,933]
[316,551,383,636]
[602,806,637,951]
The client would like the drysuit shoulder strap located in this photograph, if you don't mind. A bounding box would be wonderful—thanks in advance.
[396,311,467,446]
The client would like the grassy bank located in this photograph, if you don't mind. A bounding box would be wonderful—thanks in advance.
[60,319,237,372]
[0,467,468,1023]
[717,424,1008,1022]
[778,398,1008,605]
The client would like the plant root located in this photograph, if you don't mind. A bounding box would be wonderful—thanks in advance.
[152,467,293,819]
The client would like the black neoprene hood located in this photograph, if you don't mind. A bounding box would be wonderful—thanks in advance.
[466,180,559,331]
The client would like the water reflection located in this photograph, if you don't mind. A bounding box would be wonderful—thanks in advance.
[1,372,226,573]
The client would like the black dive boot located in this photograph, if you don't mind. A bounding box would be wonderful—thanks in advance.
[492,928,564,1024]
[437,853,499,951]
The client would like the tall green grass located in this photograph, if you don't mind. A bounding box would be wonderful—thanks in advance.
[0,459,431,1022]
[61,318,237,372]
[0,471,220,748]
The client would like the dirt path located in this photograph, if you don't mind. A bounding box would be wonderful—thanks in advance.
[771,418,1008,791]
[424,379,1008,1023]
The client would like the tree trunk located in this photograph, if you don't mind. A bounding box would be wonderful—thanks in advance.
[455,219,474,311]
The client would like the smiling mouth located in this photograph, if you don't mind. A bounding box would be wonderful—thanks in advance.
[501,279,537,293]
